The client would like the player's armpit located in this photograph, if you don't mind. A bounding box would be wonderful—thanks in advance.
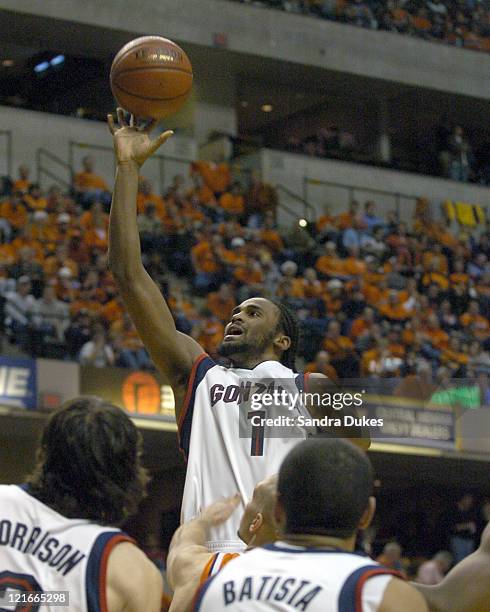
[379,578,428,612]
[106,542,163,612]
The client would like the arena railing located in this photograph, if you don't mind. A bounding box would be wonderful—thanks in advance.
[0,130,12,179]
[36,148,73,191]
[68,141,194,196]
[303,176,419,219]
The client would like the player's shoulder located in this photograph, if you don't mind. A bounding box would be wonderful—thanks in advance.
[107,542,163,608]
[480,522,490,553]
[378,576,428,612]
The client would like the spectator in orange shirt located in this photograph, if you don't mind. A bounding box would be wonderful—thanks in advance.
[378,290,411,322]
[28,210,58,249]
[315,241,345,278]
[423,314,450,350]
[111,312,150,370]
[305,350,338,380]
[422,261,450,291]
[336,200,361,230]
[73,155,111,209]
[460,301,490,340]
[422,243,449,275]
[191,160,231,195]
[343,247,367,277]
[350,306,376,340]
[12,165,31,194]
[219,183,245,217]
[54,213,76,245]
[280,260,304,298]
[43,244,79,280]
[1,192,28,232]
[101,294,125,325]
[80,201,109,231]
[191,235,225,294]
[298,267,324,299]
[260,212,284,254]
[323,319,358,376]
[207,283,236,323]
[23,184,48,211]
[245,170,278,228]
[136,179,166,218]
[195,312,225,357]
[441,336,470,370]
[316,204,338,240]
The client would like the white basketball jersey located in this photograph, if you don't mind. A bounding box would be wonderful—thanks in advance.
[194,542,400,612]
[0,484,133,612]
[178,356,312,552]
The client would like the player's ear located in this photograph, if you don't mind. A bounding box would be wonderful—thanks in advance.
[274,334,291,353]
[249,512,263,534]
[359,496,376,530]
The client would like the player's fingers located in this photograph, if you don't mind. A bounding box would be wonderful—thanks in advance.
[149,130,174,154]
[107,114,115,135]
[116,107,126,127]
[129,114,135,128]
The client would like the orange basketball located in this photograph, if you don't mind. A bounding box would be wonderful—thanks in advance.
[110,36,193,119]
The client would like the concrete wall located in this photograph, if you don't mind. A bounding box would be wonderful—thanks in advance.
[240,149,490,224]
[0,106,197,192]
[2,0,490,100]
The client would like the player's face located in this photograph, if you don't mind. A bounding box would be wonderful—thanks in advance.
[218,298,279,360]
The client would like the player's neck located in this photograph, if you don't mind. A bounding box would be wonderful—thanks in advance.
[282,532,356,552]
[231,354,280,369]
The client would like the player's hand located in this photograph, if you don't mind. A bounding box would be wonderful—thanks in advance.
[199,494,241,528]
[107,107,173,167]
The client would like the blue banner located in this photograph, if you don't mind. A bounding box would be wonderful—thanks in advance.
[0,356,37,410]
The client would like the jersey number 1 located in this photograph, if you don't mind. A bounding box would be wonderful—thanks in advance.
[247,410,265,456]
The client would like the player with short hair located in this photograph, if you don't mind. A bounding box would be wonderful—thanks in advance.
[194,438,427,612]
[168,476,278,612]
[0,396,163,612]
[107,111,369,553]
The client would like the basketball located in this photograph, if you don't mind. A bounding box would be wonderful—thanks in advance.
[110,36,193,119]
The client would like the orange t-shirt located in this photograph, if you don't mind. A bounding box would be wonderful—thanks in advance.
[12,179,31,193]
[73,171,109,192]
[350,317,370,339]
[0,201,28,229]
[304,362,338,380]
[315,255,345,277]
[102,299,124,324]
[323,336,354,360]
[192,161,231,194]
[136,193,166,218]
[24,195,48,211]
[260,229,284,253]
[219,193,245,215]
[191,242,220,274]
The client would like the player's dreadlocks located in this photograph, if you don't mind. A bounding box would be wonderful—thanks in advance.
[270,299,300,371]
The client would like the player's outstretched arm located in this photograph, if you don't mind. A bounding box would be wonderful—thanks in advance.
[414,523,490,612]
[167,494,241,612]
[379,578,428,612]
[107,109,203,416]
[106,542,163,612]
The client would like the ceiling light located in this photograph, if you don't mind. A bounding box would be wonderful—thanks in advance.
[34,61,50,73]
[261,104,273,113]
[2,59,14,67]
[50,54,65,66]
[299,218,308,228]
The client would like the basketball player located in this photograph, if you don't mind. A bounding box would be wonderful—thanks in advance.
[107,110,369,553]
[414,522,490,611]
[194,439,427,612]
[168,476,278,611]
[0,396,163,611]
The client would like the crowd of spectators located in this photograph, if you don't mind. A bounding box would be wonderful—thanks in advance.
[233,0,490,54]
[0,157,489,403]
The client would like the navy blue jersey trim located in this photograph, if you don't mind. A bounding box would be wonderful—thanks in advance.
[294,373,305,393]
[178,355,216,460]
[86,532,123,612]
[192,573,219,611]
[263,543,369,556]
[338,564,396,612]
